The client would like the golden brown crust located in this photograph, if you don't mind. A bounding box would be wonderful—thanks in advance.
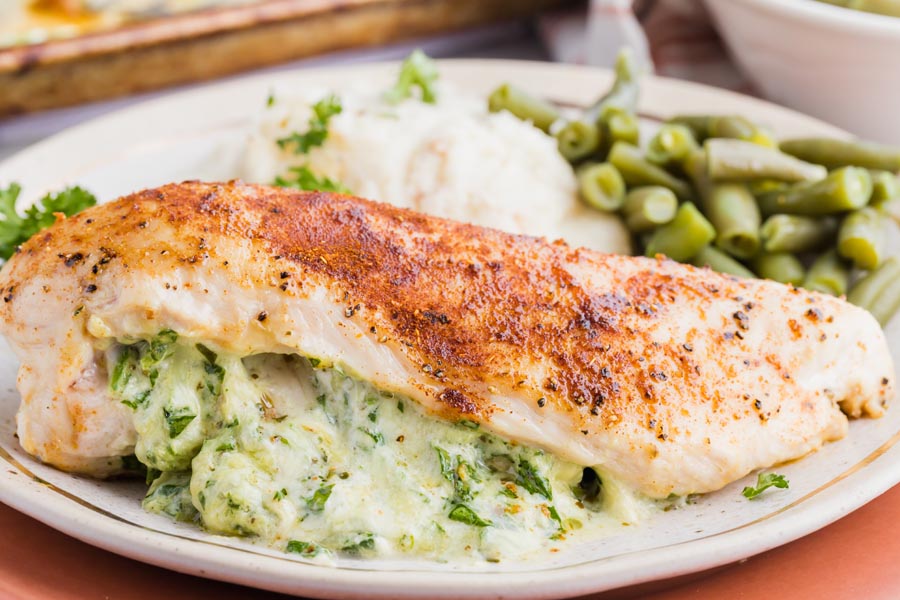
[0,181,892,460]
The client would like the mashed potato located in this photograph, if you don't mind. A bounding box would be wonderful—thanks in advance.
[238,86,631,255]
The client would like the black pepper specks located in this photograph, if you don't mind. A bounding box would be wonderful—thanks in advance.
[732,311,749,330]
[682,343,693,352]
[257,311,268,322]
[280,271,290,279]
[344,304,360,318]
[85,284,97,293]
[60,252,84,267]
[537,397,546,408]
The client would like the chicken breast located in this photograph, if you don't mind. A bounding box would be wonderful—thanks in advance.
[0,181,893,499]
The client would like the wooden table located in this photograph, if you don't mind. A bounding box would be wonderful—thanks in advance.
[3,485,899,599]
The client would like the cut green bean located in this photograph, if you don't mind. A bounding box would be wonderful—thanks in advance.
[608,141,694,201]
[645,202,716,262]
[706,138,827,183]
[803,250,851,296]
[621,186,678,233]
[871,170,900,204]
[837,207,888,270]
[578,162,626,212]
[556,120,601,162]
[751,252,806,286]
[584,49,640,124]
[780,138,900,172]
[847,258,900,326]
[488,83,561,133]
[759,215,838,253]
[704,183,761,259]
[646,124,699,167]
[667,115,770,145]
[605,109,640,147]
[691,245,755,278]
[757,167,873,216]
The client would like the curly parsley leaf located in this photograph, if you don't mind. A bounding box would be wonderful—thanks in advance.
[742,472,789,500]
[384,49,439,105]
[277,95,342,154]
[274,166,350,194]
[0,183,96,260]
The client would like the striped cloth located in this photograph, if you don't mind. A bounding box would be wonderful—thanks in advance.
[538,0,755,94]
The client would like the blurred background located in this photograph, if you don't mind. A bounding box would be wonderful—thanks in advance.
[1,0,898,160]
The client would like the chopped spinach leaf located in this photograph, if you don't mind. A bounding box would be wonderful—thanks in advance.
[286,540,324,557]
[516,459,553,501]
[164,406,196,438]
[306,484,334,512]
[341,533,376,555]
[448,504,491,527]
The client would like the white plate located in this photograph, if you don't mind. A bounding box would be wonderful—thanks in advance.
[0,60,897,600]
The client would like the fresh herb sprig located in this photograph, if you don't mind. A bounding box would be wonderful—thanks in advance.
[274,166,350,194]
[0,183,96,260]
[277,95,342,154]
[384,49,439,105]
[742,472,789,500]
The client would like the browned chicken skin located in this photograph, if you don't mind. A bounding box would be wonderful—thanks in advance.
[0,181,893,497]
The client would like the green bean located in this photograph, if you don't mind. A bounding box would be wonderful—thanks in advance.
[645,202,716,262]
[621,186,678,233]
[871,170,900,204]
[667,115,772,145]
[584,49,640,124]
[646,124,699,167]
[757,167,873,216]
[759,215,838,253]
[747,180,790,197]
[845,0,900,17]
[704,183,761,259]
[706,138,827,183]
[604,109,640,147]
[608,142,694,201]
[691,245,755,278]
[780,138,900,172]
[751,252,806,286]
[847,258,900,326]
[488,83,560,133]
[578,162,626,212]
[556,120,601,162]
[837,207,888,270]
[803,250,851,296]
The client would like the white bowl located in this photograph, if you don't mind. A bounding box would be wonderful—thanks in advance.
[703,0,900,143]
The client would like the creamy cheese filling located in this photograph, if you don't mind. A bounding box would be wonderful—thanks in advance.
[108,331,622,563]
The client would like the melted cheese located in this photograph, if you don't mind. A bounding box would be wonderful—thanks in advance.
[111,333,646,564]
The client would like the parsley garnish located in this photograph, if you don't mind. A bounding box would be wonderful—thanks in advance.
[274,166,350,194]
[742,472,789,499]
[384,49,439,104]
[0,183,96,260]
[277,95,342,154]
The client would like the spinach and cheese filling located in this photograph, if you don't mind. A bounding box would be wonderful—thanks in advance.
[108,331,613,563]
